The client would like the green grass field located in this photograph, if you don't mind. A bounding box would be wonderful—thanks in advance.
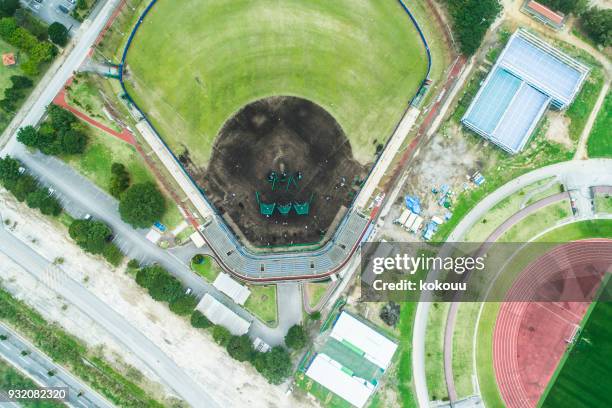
[190,255,220,282]
[539,278,612,408]
[245,285,278,326]
[595,194,612,214]
[125,0,427,166]
[424,302,449,402]
[586,91,611,158]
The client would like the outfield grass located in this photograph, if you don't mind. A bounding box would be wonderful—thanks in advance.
[539,278,612,408]
[586,91,611,158]
[125,0,427,166]
[244,285,278,326]
[190,255,220,282]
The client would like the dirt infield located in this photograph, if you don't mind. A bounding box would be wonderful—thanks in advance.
[180,96,366,246]
[493,240,612,408]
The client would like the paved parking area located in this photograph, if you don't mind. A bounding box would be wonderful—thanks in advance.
[20,0,80,32]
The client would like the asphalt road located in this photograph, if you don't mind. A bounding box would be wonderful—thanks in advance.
[412,159,612,407]
[0,322,112,408]
[0,217,220,408]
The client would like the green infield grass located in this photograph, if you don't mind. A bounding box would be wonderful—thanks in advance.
[124,0,428,166]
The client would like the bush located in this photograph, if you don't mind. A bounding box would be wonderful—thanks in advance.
[581,7,612,47]
[8,174,37,201]
[444,0,501,55]
[169,294,197,316]
[192,254,204,264]
[102,243,124,266]
[190,310,211,329]
[308,311,321,321]
[284,324,306,350]
[0,156,22,183]
[253,346,292,384]
[109,163,130,198]
[119,182,166,228]
[227,335,254,362]
[48,22,68,46]
[212,325,231,347]
[127,259,140,269]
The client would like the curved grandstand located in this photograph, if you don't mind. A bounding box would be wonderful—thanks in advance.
[118,0,431,280]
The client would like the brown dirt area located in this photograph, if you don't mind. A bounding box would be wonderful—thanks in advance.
[180,96,367,246]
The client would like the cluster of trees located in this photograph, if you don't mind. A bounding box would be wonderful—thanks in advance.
[17,106,88,155]
[0,75,32,112]
[0,0,19,18]
[68,218,123,266]
[119,182,166,228]
[284,324,307,350]
[581,8,611,47]
[444,0,501,55]
[0,156,62,216]
[0,17,56,76]
[135,264,197,315]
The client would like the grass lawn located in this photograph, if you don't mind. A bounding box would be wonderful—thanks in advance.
[66,74,121,131]
[586,91,611,158]
[463,177,556,242]
[125,0,427,166]
[190,255,220,282]
[61,122,182,229]
[539,278,612,408]
[497,200,571,242]
[245,285,278,327]
[451,302,481,398]
[424,302,450,402]
[305,282,329,309]
[594,194,612,214]
[0,38,32,133]
[395,302,418,408]
[566,67,605,141]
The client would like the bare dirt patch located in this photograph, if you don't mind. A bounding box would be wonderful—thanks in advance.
[181,96,367,246]
[545,112,573,149]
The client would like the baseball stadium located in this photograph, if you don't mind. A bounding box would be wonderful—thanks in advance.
[120,0,430,252]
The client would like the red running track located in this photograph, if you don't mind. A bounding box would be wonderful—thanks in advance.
[493,240,612,408]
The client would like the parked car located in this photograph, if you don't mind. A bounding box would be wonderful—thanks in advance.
[57,5,69,14]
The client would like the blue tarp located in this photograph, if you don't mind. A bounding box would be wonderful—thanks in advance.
[405,195,421,214]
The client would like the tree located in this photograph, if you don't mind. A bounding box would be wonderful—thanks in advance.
[444,0,501,55]
[169,294,197,316]
[253,346,292,384]
[284,324,306,350]
[25,189,46,209]
[581,8,612,47]
[9,174,37,201]
[47,105,76,132]
[0,0,19,18]
[0,156,22,183]
[135,265,163,289]
[212,325,231,347]
[190,310,212,329]
[48,22,68,46]
[109,162,130,198]
[10,75,32,90]
[227,335,254,362]
[148,271,182,302]
[39,195,62,216]
[59,129,87,154]
[68,219,112,254]
[17,126,40,147]
[119,182,166,228]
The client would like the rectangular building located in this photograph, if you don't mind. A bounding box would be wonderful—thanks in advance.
[462,29,589,154]
[196,294,250,335]
[213,273,251,305]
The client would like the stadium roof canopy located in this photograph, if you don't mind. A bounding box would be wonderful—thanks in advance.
[462,29,589,154]
[306,354,375,408]
[196,294,251,335]
[213,273,251,305]
[330,312,398,370]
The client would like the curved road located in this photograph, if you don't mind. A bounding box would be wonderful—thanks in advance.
[412,159,612,407]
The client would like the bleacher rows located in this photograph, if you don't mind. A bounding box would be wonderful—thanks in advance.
[199,211,370,279]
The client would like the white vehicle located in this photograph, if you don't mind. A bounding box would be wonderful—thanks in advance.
[47,187,55,196]
[185,288,193,295]
[83,214,92,220]
[431,216,444,225]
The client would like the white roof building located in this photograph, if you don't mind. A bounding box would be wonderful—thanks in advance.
[189,231,206,248]
[195,294,250,335]
[330,312,398,370]
[305,354,374,408]
[213,273,251,305]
